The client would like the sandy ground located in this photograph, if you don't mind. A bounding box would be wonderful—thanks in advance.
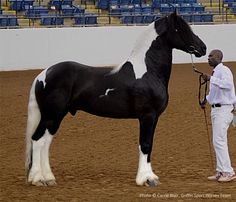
[0,63,236,202]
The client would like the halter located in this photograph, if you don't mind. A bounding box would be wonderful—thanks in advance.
[190,54,214,170]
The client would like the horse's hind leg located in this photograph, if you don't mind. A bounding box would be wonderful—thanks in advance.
[40,129,56,186]
[29,117,63,186]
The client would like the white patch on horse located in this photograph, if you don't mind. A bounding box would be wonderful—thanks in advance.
[112,22,158,79]
[37,69,47,87]
[28,130,55,185]
[136,146,159,186]
[99,88,115,98]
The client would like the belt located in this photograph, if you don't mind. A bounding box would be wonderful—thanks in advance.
[211,104,221,108]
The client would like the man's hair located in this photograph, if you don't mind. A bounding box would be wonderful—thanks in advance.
[212,49,223,61]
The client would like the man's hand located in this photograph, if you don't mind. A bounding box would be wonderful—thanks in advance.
[200,99,207,109]
[202,74,211,82]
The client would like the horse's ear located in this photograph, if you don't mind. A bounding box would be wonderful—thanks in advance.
[170,10,178,21]
[173,8,178,16]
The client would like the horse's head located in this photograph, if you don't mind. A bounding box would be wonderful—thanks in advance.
[154,12,206,57]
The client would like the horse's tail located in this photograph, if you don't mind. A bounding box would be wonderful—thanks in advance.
[25,78,42,178]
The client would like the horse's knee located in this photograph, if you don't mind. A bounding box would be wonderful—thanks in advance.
[140,143,151,155]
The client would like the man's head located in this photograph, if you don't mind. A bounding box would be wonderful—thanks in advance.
[208,49,223,67]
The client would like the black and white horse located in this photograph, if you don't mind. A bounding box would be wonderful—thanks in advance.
[25,12,206,187]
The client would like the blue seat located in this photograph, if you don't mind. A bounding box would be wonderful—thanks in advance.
[0,17,8,27]
[61,5,75,16]
[143,14,155,23]
[97,0,109,9]
[180,3,192,13]
[74,15,85,25]
[133,4,142,14]
[23,0,34,9]
[120,0,130,5]
[192,14,202,22]
[170,3,181,12]
[120,5,133,13]
[201,13,213,22]
[110,5,121,15]
[62,0,73,6]
[131,0,141,4]
[176,0,185,3]
[142,4,153,14]
[152,0,162,9]
[110,0,119,5]
[160,4,171,13]
[192,3,205,12]
[133,15,144,24]
[0,8,2,15]
[181,14,192,22]
[74,6,85,14]
[25,6,49,18]
[53,17,64,25]
[85,15,97,25]
[8,16,18,26]
[40,16,53,25]
[187,0,197,3]
[121,15,133,24]
[49,0,62,10]
[9,0,24,11]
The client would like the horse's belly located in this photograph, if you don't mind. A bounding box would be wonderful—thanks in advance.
[80,95,136,119]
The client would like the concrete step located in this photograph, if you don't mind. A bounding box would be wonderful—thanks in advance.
[97,16,110,24]
[204,7,228,13]
[64,18,74,26]
[198,0,219,3]
[85,8,99,14]
[2,10,16,15]
[1,6,9,11]
[214,14,236,20]
[213,18,236,23]
[201,3,221,7]
[18,18,31,27]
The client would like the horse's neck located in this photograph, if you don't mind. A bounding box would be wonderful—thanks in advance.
[112,22,172,83]
[145,39,173,86]
[127,22,158,79]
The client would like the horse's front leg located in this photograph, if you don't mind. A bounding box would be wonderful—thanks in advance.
[136,112,160,187]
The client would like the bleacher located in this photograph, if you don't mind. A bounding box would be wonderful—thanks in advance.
[0,0,236,28]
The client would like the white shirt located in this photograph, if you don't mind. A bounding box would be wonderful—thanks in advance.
[206,63,236,107]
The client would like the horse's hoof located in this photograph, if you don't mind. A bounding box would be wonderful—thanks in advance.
[144,179,160,187]
[32,180,47,186]
[46,180,57,186]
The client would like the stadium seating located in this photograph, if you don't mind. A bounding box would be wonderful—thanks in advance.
[9,0,34,11]
[0,0,220,27]
[61,5,75,16]
[40,15,64,26]
[74,14,98,25]
[0,16,18,27]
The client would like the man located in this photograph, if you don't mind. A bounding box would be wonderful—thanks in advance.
[201,49,236,182]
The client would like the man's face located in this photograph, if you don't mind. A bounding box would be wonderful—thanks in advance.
[208,51,220,67]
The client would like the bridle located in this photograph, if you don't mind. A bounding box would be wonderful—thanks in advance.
[190,54,214,170]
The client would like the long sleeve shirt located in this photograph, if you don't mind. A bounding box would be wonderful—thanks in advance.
[206,63,236,107]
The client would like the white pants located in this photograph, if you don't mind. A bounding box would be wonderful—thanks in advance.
[211,105,234,174]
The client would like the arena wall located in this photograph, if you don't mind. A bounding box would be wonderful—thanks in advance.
[0,24,235,71]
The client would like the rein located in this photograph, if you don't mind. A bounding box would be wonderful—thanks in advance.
[190,54,214,170]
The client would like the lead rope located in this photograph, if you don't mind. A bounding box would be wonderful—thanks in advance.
[190,54,214,171]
